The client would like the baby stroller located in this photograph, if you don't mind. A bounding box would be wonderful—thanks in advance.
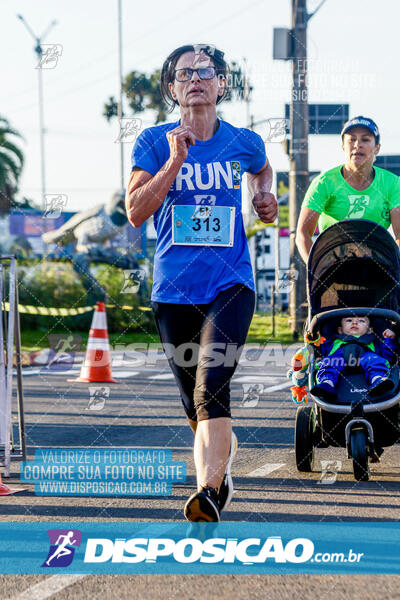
[295,219,400,481]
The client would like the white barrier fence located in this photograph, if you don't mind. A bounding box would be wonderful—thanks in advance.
[0,256,25,477]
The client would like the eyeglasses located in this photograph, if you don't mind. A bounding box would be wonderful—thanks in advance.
[174,67,217,82]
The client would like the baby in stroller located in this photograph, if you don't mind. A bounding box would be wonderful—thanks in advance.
[292,219,400,480]
[310,315,397,402]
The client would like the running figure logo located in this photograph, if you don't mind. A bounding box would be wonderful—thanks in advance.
[240,383,264,408]
[36,44,63,69]
[42,334,82,372]
[115,118,142,143]
[194,194,217,206]
[86,386,110,411]
[317,460,342,485]
[121,269,146,294]
[43,194,68,219]
[346,195,370,219]
[263,118,288,143]
[42,529,82,567]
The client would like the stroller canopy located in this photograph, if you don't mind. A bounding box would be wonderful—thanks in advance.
[307,219,400,317]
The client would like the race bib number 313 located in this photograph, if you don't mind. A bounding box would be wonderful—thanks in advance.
[172,205,235,247]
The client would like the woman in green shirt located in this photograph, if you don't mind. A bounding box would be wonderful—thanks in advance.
[296,116,400,263]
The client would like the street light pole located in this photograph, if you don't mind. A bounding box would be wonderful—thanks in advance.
[117,0,125,191]
[273,0,328,338]
[17,15,57,211]
[37,48,46,212]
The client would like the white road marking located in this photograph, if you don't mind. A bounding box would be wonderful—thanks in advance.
[148,373,175,380]
[27,370,140,379]
[6,575,87,600]
[112,360,142,368]
[236,371,285,376]
[112,371,139,378]
[263,381,292,393]
[234,375,282,383]
[19,369,41,377]
[246,463,286,477]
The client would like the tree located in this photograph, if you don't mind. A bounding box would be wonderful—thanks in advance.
[12,196,41,211]
[0,117,24,215]
[104,62,252,125]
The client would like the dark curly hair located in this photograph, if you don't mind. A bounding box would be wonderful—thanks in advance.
[160,44,230,112]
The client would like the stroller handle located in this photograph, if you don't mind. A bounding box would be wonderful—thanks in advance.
[309,307,400,337]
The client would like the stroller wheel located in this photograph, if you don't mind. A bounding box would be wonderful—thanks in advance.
[295,405,315,472]
[350,429,370,482]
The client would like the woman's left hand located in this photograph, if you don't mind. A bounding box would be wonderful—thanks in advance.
[252,191,278,223]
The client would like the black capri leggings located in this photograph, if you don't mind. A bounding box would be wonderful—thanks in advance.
[152,284,255,421]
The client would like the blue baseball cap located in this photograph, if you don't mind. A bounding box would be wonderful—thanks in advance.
[341,116,380,143]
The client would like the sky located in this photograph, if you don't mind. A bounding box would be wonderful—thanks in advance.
[2,0,400,212]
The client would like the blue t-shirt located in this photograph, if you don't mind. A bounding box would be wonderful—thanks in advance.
[131,118,266,304]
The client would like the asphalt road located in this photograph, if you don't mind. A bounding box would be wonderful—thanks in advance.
[2,348,400,599]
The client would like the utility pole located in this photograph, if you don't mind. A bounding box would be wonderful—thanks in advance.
[273,0,328,339]
[289,0,308,340]
[17,15,57,211]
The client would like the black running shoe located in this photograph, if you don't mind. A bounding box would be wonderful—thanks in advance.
[368,377,394,398]
[184,486,220,522]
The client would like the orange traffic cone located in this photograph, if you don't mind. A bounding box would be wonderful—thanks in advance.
[70,302,117,383]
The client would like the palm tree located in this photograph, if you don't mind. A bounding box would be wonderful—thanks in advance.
[0,116,24,215]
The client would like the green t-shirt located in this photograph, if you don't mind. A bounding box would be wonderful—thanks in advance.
[302,165,400,231]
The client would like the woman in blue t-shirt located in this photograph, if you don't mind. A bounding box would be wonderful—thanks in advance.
[126,44,277,522]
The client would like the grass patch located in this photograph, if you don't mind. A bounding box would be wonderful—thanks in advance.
[20,329,160,352]
[246,312,293,344]
[20,312,293,351]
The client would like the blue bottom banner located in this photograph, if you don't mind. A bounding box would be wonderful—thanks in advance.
[1,522,400,574]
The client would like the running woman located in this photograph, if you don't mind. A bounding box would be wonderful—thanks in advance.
[296,116,400,263]
[126,44,277,522]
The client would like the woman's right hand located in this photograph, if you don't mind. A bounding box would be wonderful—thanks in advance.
[166,126,196,164]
